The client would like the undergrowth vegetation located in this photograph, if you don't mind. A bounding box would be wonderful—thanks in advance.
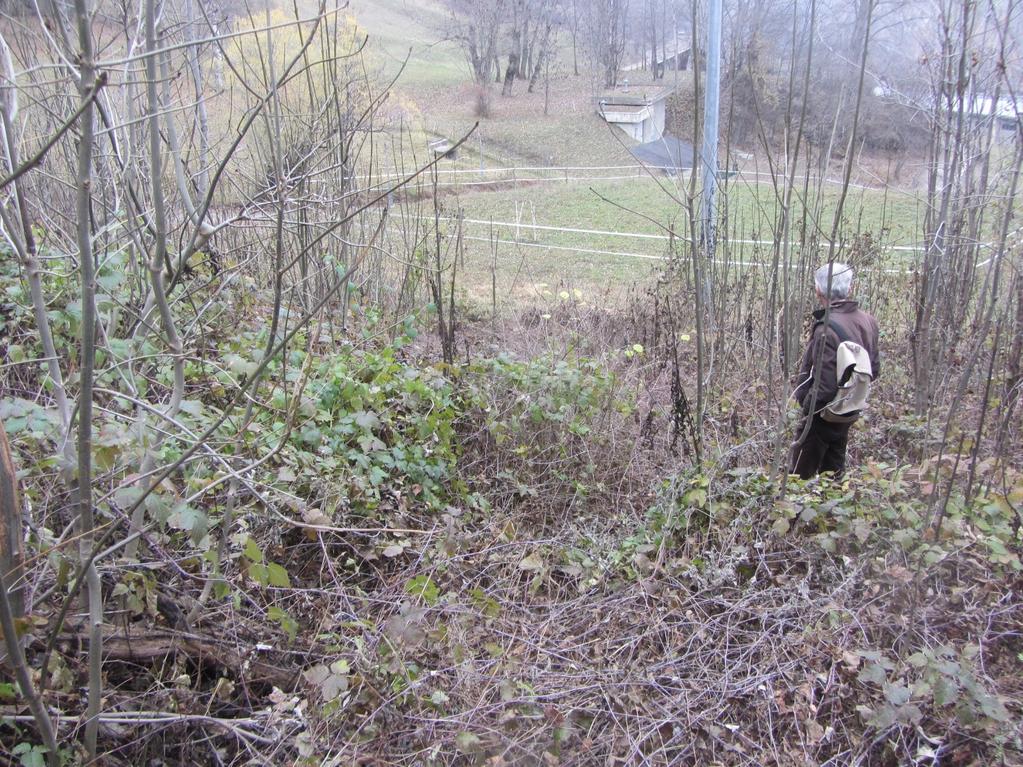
[3,248,1021,763]
[1,0,1023,764]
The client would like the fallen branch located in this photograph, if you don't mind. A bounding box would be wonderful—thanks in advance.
[55,629,300,691]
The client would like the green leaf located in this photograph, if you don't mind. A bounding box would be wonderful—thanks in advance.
[978,693,1010,722]
[857,663,887,686]
[213,579,231,601]
[685,487,708,508]
[178,399,204,416]
[884,683,911,706]
[518,553,544,571]
[225,353,258,379]
[268,606,299,641]
[5,417,27,434]
[933,676,959,706]
[455,732,481,754]
[895,703,923,725]
[249,563,269,586]
[485,642,504,658]
[353,411,380,430]
[321,671,348,700]
[267,563,291,588]
[868,704,897,729]
[303,664,329,686]
[12,743,47,767]
[405,575,439,606]
[243,537,264,564]
[470,588,501,619]
[168,504,208,543]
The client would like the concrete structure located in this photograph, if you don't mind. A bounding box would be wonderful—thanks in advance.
[872,86,1021,144]
[597,85,673,143]
[428,138,457,160]
[962,95,1021,142]
[623,35,692,75]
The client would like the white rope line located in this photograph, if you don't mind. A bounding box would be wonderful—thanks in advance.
[377,225,989,276]
[423,216,928,253]
[373,164,646,178]
[459,235,665,261]
[364,163,921,195]
[425,173,649,187]
[453,235,917,274]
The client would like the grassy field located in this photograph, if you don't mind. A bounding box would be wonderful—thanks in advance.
[444,167,926,245]
[423,174,926,304]
[343,0,641,169]
[344,0,465,88]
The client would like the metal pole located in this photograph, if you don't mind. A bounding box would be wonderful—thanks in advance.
[700,0,722,258]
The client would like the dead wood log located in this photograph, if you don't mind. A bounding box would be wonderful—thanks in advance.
[58,629,299,690]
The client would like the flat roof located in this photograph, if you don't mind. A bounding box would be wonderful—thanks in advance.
[602,104,648,114]
[598,85,674,107]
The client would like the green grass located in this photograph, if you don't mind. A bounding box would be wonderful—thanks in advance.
[346,0,466,88]
[428,175,926,305]
[429,96,639,168]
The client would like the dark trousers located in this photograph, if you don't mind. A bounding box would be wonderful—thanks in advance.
[790,415,853,479]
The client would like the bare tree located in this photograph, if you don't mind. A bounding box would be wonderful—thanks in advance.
[584,0,630,87]
[526,0,558,92]
[443,0,506,113]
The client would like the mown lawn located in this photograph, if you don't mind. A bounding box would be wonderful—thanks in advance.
[346,0,465,88]
[427,174,926,306]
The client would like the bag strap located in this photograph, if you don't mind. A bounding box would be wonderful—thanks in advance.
[822,319,860,386]
[827,319,850,343]
[811,318,850,343]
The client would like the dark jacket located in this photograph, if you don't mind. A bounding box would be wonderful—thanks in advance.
[793,300,880,415]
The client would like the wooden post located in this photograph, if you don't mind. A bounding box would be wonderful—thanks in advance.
[0,419,25,620]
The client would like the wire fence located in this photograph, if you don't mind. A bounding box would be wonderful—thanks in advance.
[358,161,928,198]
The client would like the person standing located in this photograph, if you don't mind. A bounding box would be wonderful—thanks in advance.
[790,263,880,479]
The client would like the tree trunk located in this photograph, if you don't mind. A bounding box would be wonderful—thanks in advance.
[528,22,553,93]
[571,0,579,75]
[649,0,658,78]
[661,0,667,79]
[520,15,531,80]
[0,419,24,620]
[502,51,519,95]
[544,57,551,114]
[503,9,522,98]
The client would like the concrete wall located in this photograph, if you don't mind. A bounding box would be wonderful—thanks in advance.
[638,102,666,142]
[604,98,668,143]
[654,101,666,137]
[621,122,643,142]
